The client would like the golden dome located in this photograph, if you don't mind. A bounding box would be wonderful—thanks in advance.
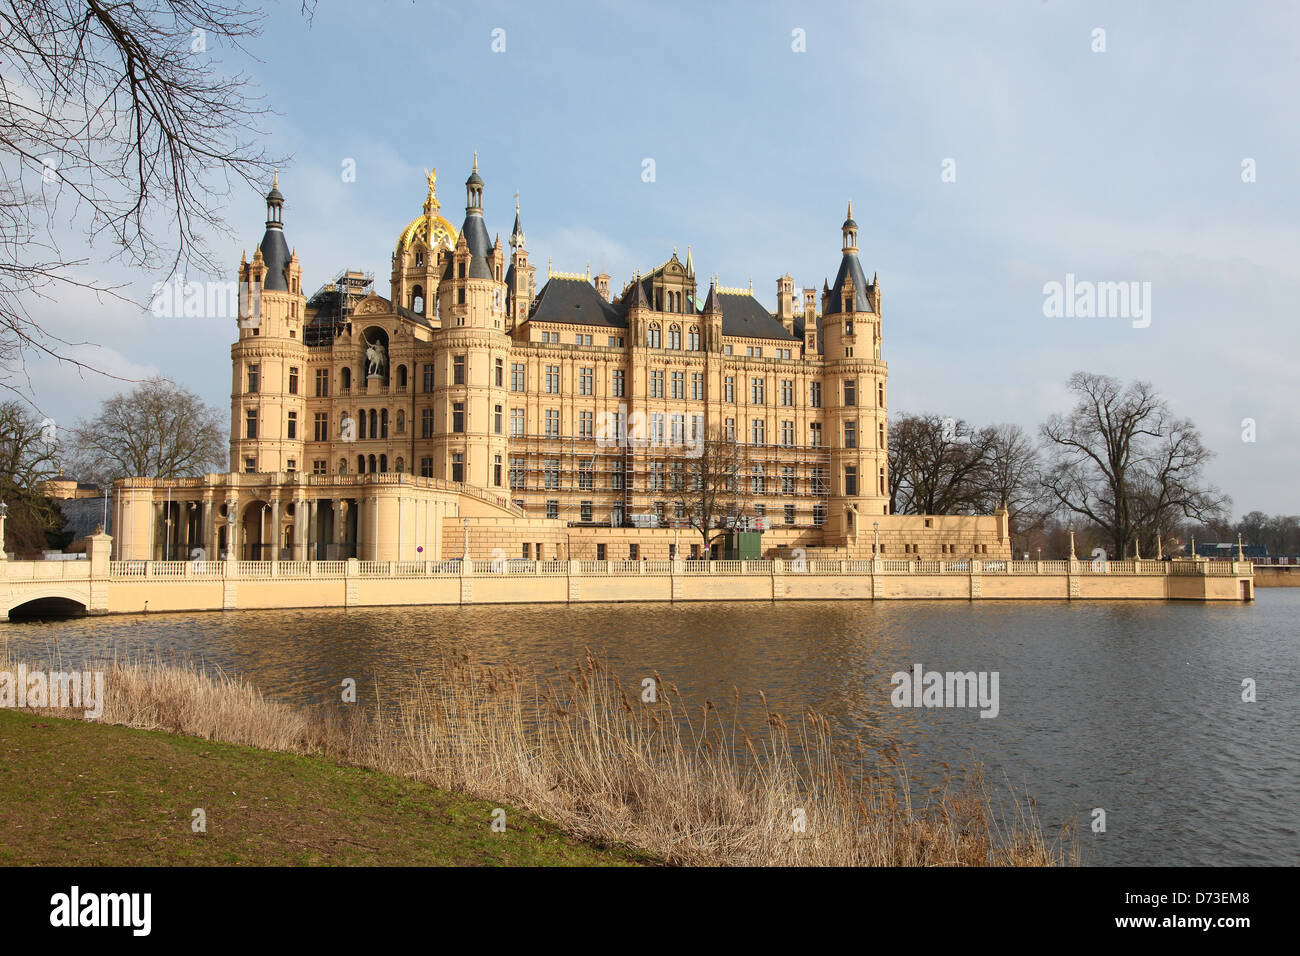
[396,167,457,258]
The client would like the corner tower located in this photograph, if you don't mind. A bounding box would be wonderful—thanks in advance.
[820,201,888,545]
[431,156,511,491]
[231,174,308,475]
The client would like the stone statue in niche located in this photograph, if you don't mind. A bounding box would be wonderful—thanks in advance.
[364,336,387,378]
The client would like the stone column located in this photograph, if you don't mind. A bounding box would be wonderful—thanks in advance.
[155,501,166,560]
[294,497,306,561]
[308,499,318,561]
[270,497,282,562]
[226,499,239,561]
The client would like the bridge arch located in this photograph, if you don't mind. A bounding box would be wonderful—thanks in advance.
[5,588,90,620]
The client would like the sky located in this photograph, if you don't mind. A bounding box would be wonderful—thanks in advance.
[25,0,1300,515]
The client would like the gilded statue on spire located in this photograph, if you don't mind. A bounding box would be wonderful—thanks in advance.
[423,167,440,213]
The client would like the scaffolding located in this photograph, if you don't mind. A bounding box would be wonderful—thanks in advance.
[504,435,831,529]
[304,268,374,346]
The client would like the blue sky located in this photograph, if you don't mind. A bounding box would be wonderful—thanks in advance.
[32,0,1300,514]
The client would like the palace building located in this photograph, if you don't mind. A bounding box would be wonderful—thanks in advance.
[111,159,1009,562]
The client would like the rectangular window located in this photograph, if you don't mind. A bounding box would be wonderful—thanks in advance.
[494,404,503,435]
[509,458,525,489]
[422,363,435,392]
[452,402,465,433]
[650,461,665,491]
[313,412,328,442]
[511,363,526,391]
[611,369,625,397]
[421,408,434,438]
[451,453,464,483]
[246,409,258,439]
[809,381,821,408]
[751,464,765,494]
[545,409,560,438]
[288,367,299,395]
[247,364,259,393]
[580,500,593,522]
[845,465,858,496]
[651,413,665,445]
[751,419,765,445]
[813,504,827,526]
[781,466,795,495]
[844,379,856,406]
[671,371,685,399]
[784,504,795,525]
[453,355,466,385]
[810,422,823,446]
[671,414,685,445]
[244,456,256,474]
[812,467,828,496]
[577,334,593,347]
[878,381,885,406]
[629,543,639,560]
[578,410,594,438]
[845,421,857,448]
[420,457,433,478]
[286,459,296,473]
[510,408,525,437]
[750,378,765,404]
[544,459,560,490]
[315,368,329,397]
[495,358,504,387]
[781,420,794,446]
[312,459,327,476]
[597,543,607,561]
[579,367,594,395]
[650,370,664,398]
[578,461,594,490]
[691,372,705,400]
[725,417,735,441]
[781,379,794,406]
[608,336,622,348]
[287,411,297,440]
[493,454,503,487]
[724,376,735,403]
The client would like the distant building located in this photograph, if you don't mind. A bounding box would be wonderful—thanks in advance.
[112,161,1010,562]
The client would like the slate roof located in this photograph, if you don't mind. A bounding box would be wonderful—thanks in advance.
[259,225,291,291]
[717,292,796,341]
[824,250,873,315]
[529,277,627,328]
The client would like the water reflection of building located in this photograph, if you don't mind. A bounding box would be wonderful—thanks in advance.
[113,161,1009,562]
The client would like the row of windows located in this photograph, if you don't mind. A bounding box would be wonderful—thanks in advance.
[251,405,885,452]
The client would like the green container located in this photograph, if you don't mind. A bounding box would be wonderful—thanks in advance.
[724,531,762,560]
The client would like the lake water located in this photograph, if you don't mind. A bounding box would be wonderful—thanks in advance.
[3,592,1296,866]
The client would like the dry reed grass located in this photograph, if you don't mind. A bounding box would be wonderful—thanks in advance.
[0,645,1076,866]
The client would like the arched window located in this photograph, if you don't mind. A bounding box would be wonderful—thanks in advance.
[341,367,351,391]
[647,323,661,349]
[380,454,388,473]
[395,456,404,473]
[396,410,405,434]
[688,326,700,350]
[358,409,368,440]
[369,409,378,437]
[368,454,377,473]
[356,455,364,474]
[668,325,681,349]
[397,365,407,388]
[412,285,424,314]
[415,250,424,268]
[381,408,389,438]
[339,458,347,475]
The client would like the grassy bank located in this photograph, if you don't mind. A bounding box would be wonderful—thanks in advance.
[0,709,646,865]
[0,648,1076,866]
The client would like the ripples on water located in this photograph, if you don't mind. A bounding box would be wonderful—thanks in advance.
[4,592,1297,866]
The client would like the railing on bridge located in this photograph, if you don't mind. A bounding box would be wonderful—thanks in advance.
[86,556,1250,581]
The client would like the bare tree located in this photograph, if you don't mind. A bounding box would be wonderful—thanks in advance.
[670,426,752,558]
[0,399,69,552]
[888,413,995,515]
[1040,372,1228,559]
[973,423,1049,552]
[67,375,225,483]
[0,0,302,397]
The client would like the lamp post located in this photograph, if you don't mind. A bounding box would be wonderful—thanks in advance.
[0,501,8,560]
[1036,546,1041,563]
